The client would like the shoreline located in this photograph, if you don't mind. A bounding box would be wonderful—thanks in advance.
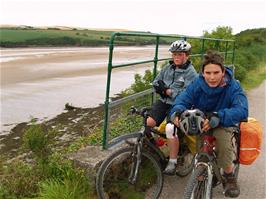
[0,103,105,159]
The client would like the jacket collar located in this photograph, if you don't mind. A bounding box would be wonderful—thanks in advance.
[170,60,191,70]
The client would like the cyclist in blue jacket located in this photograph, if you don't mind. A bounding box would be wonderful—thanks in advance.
[165,50,248,198]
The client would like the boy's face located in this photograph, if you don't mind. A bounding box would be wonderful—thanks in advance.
[203,63,225,87]
[171,52,189,66]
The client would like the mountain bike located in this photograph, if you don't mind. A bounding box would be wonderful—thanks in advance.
[183,110,242,199]
[96,107,195,199]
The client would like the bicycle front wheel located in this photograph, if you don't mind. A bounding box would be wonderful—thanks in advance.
[183,166,213,199]
[96,147,163,199]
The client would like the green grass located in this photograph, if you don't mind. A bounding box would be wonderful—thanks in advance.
[0,28,172,47]
[0,28,112,42]
[37,177,91,199]
[241,65,266,90]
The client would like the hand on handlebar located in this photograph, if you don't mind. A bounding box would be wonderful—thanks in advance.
[200,112,221,132]
[172,116,180,127]
[154,80,169,98]
[169,111,181,127]
[169,109,220,135]
[199,112,220,132]
[128,106,151,118]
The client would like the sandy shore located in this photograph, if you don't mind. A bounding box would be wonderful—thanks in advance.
[1,46,170,86]
[0,46,170,133]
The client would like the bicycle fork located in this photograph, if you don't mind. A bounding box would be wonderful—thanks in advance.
[194,161,213,198]
[193,152,224,198]
[128,139,143,184]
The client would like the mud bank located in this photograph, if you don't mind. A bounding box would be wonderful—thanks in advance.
[0,104,105,159]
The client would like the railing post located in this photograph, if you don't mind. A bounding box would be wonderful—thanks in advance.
[225,41,228,63]
[102,32,117,149]
[153,35,160,79]
[151,35,160,103]
[215,40,220,51]
[201,38,205,59]
[232,41,236,76]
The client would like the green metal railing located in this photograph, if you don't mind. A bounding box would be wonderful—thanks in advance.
[102,32,235,149]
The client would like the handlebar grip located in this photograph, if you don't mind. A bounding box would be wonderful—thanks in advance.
[129,107,151,118]
[129,106,137,114]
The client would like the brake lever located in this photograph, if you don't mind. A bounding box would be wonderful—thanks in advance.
[128,106,137,115]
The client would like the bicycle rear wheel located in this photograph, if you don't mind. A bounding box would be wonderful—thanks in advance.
[96,147,163,199]
[183,166,213,199]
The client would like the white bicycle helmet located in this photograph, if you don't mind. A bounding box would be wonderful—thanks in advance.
[169,40,191,52]
[179,109,205,135]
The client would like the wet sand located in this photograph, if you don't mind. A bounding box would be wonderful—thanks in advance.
[0,46,170,133]
[1,46,169,86]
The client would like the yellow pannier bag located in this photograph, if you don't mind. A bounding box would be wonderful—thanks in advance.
[239,117,263,165]
[184,135,196,154]
[157,120,196,154]
[157,120,167,134]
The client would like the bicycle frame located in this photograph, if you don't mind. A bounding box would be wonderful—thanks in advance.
[128,134,143,184]
[103,106,195,193]
[128,128,167,184]
[187,133,218,198]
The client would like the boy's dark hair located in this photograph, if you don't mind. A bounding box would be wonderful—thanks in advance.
[184,51,191,56]
[201,50,225,72]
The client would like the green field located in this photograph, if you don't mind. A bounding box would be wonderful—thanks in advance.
[0,28,117,47]
[1,28,111,42]
[0,27,171,47]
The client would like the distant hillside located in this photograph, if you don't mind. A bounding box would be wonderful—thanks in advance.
[233,28,266,81]
[0,25,130,32]
[0,25,169,47]
[1,25,266,50]
[235,28,266,47]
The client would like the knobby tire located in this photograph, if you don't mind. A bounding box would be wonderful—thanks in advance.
[96,147,163,199]
[183,166,213,199]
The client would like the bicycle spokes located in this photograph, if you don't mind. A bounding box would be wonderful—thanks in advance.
[97,147,163,199]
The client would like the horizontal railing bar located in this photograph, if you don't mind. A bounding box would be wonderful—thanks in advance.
[112,32,235,42]
[112,58,171,69]
[109,89,153,108]
[112,51,233,69]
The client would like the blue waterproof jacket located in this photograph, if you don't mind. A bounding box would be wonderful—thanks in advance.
[170,67,248,127]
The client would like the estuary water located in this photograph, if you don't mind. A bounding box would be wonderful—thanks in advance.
[0,46,170,134]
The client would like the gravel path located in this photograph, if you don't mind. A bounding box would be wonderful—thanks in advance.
[159,80,266,199]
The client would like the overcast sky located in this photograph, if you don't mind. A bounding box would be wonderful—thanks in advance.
[1,0,265,36]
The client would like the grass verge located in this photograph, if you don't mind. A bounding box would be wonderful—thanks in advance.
[241,64,266,90]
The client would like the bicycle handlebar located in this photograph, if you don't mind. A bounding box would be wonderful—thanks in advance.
[129,107,166,139]
[129,106,151,118]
